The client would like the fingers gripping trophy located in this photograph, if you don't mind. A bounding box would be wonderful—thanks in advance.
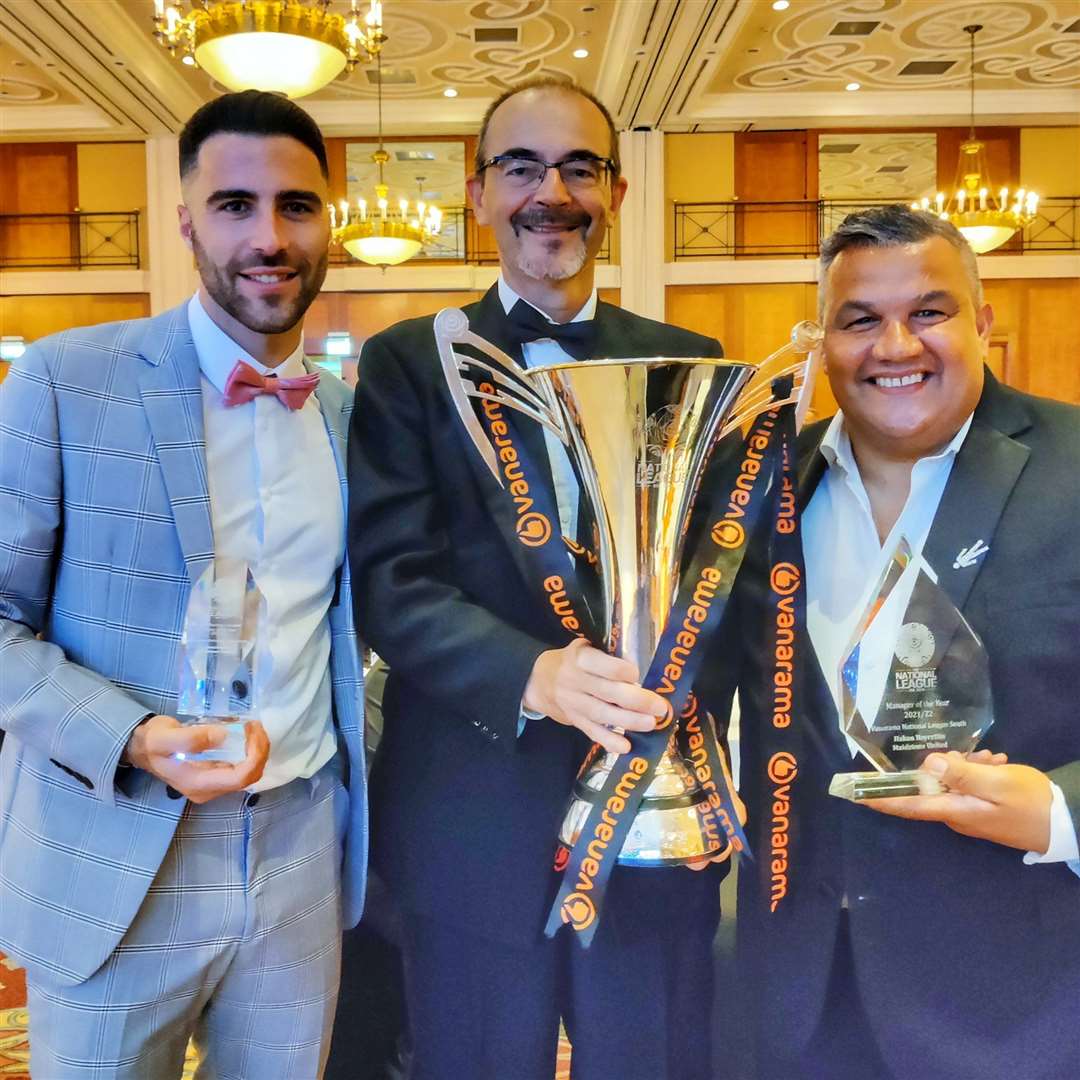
[435,307,822,942]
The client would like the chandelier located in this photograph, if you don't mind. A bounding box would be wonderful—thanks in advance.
[152,0,385,99]
[329,55,442,267]
[912,24,1038,254]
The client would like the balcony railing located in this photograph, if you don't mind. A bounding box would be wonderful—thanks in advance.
[330,206,609,266]
[673,197,1080,260]
[0,211,141,270]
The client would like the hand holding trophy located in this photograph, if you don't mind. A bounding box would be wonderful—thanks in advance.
[828,539,994,801]
[175,557,265,764]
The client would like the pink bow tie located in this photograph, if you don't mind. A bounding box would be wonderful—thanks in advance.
[222,360,320,410]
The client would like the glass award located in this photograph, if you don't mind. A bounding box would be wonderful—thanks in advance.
[828,539,994,801]
[175,558,264,763]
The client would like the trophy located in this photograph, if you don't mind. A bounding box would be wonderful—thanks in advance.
[175,557,264,763]
[828,539,994,801]
[436,308,821,865]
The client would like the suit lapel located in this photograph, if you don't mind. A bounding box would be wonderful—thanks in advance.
[923,374,1031,612]
[136,305,214,583]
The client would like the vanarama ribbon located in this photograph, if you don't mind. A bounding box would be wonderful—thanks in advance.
[757,399,805,915]
[542,389,794,947]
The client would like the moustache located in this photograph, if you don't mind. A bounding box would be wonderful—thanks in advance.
[231,252,305,274]
[511,210,591,232]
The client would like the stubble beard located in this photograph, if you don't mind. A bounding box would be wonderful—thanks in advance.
[190,227,328,335]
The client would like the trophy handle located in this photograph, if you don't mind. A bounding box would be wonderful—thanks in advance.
[718,320,824,438]
[435,307,569,486]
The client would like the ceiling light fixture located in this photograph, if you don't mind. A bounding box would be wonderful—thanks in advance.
[771,0,790,10]
[845,81,861,91]
[912,24,1038,254]
[573,47,590,59]
[443,86,458,97]
[152,0,385,98]
[330,53,442,268]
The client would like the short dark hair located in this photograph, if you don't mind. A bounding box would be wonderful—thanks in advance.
[474,77,621,179]
[178,90,329,180]
[819,203,982,315]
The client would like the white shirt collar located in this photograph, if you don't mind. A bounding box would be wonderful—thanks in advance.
[187,292,307,394]
[819,409,974,478]
[496,275,597,325]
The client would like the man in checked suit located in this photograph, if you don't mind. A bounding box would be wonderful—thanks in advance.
[348,79,726,1080]
[0,91,366,1077]
[703,205,1080,1080]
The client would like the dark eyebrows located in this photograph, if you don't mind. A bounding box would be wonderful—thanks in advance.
[912,290,957,307]
[207,188,256,205]
[495,147,603,162]
[833,299,878,319]
[206,188,323,206]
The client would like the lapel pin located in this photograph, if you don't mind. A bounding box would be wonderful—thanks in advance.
[953,539,989,570]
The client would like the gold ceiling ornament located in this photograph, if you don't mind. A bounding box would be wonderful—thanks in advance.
[912,24,1038,255]
[329,53,442,268]
[152,0,385,99]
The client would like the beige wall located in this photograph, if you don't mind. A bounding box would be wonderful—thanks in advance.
[1020,127,1080,196]
[0,294,151,343]
[664,133,735,261]
[76,142,150,268]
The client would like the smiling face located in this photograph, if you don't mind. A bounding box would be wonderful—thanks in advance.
[178,132,330,361]
[466,87,626,303]
[822,236,993,465]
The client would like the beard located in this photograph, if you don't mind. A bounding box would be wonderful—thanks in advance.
[190,228,328,335]
[509,208,593,283]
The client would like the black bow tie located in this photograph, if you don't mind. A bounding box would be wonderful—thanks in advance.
[506,300,595,362]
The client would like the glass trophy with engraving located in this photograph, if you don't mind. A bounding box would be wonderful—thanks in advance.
[828,539,994,801]
[175,557,264,763]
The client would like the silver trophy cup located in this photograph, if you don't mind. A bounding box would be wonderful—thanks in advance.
[436,308,821,864]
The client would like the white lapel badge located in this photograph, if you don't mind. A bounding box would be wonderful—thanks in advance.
[953,539,989,570]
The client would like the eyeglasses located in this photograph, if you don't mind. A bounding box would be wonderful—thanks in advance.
[477,153,616,192]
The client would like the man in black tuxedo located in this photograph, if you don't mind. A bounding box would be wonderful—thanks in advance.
[347,78,726,1080]
[706,205,1080,1080]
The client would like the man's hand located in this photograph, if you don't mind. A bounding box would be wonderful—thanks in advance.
[123,715,270,804]
[523,638,666,754]
[861,750,1052,853]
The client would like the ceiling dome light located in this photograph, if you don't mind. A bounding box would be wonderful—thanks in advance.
[845,81,861,91]
[152,0,385,98]
[572,48,590,59]
[443,86,459,98]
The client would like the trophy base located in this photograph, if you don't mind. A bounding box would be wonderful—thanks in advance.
[176,719,247,764]
[557,749,727,866]
[828,770,945,802]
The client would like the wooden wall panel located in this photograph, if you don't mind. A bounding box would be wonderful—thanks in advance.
[733,132,815,258]
[0,143,79,267]
[982,277,1080,404]
[1,294,150,343]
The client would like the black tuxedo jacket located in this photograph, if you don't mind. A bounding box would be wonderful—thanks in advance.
[347,285,725,947]
[703,372,1080,1079]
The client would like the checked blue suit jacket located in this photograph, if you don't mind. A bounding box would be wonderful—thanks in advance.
[0,302,367,988]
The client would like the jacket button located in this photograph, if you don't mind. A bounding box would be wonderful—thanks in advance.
[166,785,184,800]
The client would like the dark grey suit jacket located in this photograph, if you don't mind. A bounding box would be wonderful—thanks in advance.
[703,371,1080,1080]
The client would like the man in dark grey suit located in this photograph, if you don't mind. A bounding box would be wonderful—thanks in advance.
[706,205,1080,1080]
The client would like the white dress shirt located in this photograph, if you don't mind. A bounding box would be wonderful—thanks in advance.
[497,278,596,730]
[803,410,1078,868]
[188,294,342,792]
[497,276,596,543]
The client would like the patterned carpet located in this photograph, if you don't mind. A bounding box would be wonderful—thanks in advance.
[0,954,28,1079]
[0,952,571,1080]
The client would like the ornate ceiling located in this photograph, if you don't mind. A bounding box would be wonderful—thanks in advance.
[2,0,1078,141]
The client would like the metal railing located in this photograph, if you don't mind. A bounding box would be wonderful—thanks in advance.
[0,211,141,270]
[673,197,1080,260]
[329,206,610,266]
